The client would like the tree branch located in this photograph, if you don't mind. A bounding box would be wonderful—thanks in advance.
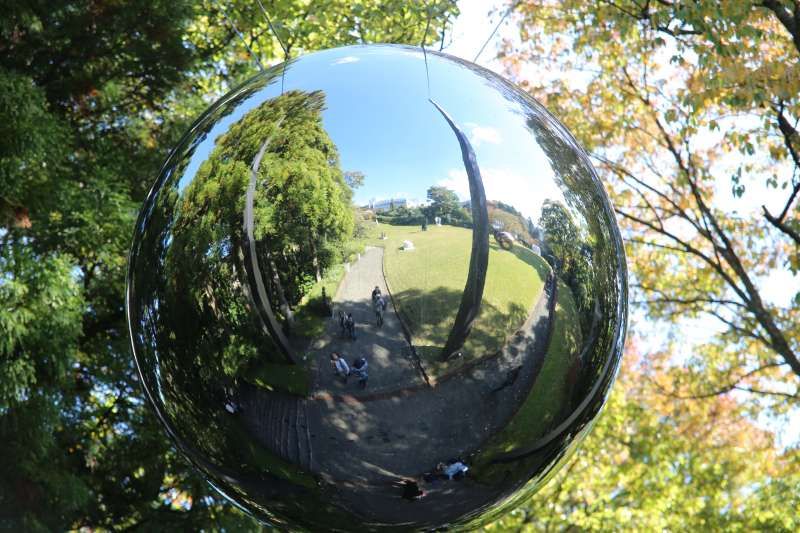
[706,308,770,347]
[760,0,800,54]
[763,205,800,246]
[615,208,751,305]
[652,361,786,399]
[631,71,800,380]
[762,103,800,244]
[733,385,799,400]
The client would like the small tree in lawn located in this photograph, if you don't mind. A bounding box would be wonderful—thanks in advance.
[426,185,461,222]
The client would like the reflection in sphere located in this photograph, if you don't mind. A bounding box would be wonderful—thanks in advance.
[126,45,627,531]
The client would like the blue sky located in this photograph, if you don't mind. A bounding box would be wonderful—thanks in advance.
[288,46,566,220]
[176,43,567,223]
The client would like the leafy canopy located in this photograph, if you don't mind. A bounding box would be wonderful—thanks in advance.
[0,1,458,529]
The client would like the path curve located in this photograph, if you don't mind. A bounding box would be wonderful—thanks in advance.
[239,245,557,527]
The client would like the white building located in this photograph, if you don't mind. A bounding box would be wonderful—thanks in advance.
[366,198,426,212]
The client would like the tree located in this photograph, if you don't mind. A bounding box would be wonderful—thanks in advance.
[488,201,533,243]
[502,0,800,419]
[493,1,800,526]
[538,200,595,326]
[344,170,365,190]
[486,342,800,532]
[162,89,354,369]
[538,200,580,275]
[426,185,462,220]
[0,1,458,529]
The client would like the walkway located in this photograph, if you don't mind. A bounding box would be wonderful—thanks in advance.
[308,246,427,395]
[238,246,557,527]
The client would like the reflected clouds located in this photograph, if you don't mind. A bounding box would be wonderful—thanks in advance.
[440,165,565,221]
[127,44,627,531]
[465,122,503,147]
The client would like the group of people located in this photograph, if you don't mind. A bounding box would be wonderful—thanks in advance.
[331,285,386,389]
[330,352,368,389]
[329,286,389,389]
[338,311,357,339]
[337,286,388,340]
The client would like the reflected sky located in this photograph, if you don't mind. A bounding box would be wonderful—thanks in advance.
[177,45,565,220]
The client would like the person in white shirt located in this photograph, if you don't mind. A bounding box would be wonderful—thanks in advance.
[437,460,469,480]
[330,352,350,383]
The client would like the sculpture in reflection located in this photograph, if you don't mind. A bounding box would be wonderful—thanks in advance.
[127,45,627,531]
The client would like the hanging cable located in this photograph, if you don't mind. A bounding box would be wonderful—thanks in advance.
[254,0,290,61]
[439,16,448,52]
[218,2,265,71]
[473,0,521,63]
[421,4,434,99]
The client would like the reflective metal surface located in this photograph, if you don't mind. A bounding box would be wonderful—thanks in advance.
[126,45,627,531]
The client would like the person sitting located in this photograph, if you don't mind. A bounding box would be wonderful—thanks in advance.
[436,460,469,480]
[399,479,425,501]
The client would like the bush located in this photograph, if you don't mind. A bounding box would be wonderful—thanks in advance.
[447,207,473,228]
[378,205,426,225]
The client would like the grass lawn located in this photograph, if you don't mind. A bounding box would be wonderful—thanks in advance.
[470,279,583,484]
[379,224,549,378]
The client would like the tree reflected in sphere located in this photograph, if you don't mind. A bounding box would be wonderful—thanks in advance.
[126,45,627,531]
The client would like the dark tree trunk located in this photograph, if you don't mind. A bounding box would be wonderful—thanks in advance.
[268,255,294,328]
[308,237,322,283]
[242,135,297,364]
[430,99,490,361]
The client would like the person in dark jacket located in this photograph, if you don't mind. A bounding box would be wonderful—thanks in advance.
[352,357,368,389]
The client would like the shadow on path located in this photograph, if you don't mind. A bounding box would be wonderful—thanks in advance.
[237,247,557,527]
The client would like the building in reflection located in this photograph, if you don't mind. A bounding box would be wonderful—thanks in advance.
[367,197,428,211]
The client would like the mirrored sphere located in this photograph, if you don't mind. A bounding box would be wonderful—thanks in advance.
[127,44,627,531]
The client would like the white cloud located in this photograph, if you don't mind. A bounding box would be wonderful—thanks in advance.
[438,170,471,200]
[395,49,425,60]
[332,56,360,65]
[438,165,564,220]
[465,122,502,147]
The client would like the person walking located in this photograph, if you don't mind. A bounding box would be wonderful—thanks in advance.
[346,313,356,340]
[352,357,368,389]
[374,294,386,327]
[338,310,347,338]
[330,352,350,383]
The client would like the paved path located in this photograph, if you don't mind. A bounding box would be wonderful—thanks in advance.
[308,272,555,473]
[307,246,426,395]
[238,246,557,527]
